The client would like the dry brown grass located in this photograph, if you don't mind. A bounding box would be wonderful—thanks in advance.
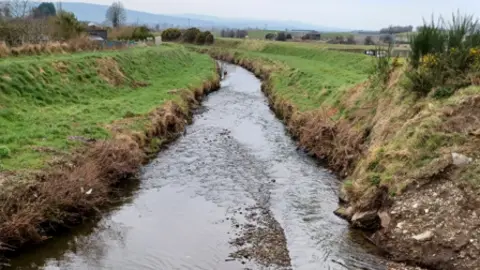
[0,36,127,58]
[293,110,365,176]
[52,61,68,73]
[96,58,126,86]
[108,26,136,41]
[0,42,10,57]
[0,138,143,248]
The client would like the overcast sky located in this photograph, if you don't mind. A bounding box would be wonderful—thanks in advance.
[65,0,479,29]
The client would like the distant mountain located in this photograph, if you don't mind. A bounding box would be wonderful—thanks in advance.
[58,2,349,32]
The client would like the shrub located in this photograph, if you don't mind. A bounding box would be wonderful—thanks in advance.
[53,11,84,40]
[0,146,10,158]
[346,35,356,44]
[365,36,375,45]
[276,32,287,41]
[193,31,214,45]
[433,86,455,98]
[286,33,292,40]
[265,33,275,40]
[161,28,182,41]
[195,31,207,45]
[131,26,154,41]
[405,68,436,95]
[205,33,214,45]
[409,18,446,68]
[183,27,201,43]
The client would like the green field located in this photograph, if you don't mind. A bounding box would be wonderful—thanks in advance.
[227,30,352,40]
[214,37,411,56]
[0,45,217,171]
[210,39,373,111]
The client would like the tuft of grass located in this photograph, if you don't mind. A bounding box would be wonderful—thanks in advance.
[368,174,382,186]
[0,146,10,158]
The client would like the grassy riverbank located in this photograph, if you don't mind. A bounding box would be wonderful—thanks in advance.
[0,46,215,171]
[197,37,480,269]
[211,39,373,111]
[0,45,220,254]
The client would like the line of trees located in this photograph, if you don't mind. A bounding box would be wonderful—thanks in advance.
[379,25,413,34]
[327,35,356,45]
[264,32,293,41]
[161,27,214,45]
[220,29,248,39]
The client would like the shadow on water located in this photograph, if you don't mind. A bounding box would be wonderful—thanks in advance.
[6,64,387,270]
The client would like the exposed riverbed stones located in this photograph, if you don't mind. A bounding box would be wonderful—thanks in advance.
[228,205,291,269]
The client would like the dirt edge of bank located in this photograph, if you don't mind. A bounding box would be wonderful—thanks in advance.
[0,65,221,261]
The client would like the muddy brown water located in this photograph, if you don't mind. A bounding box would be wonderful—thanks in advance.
[7,64,386,270]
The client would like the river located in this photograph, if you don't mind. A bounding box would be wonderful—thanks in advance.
[7,64,386,270]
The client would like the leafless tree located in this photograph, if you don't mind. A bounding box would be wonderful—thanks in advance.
[5,0,31,18]
[0,0,53,45]
[106,1,126,28]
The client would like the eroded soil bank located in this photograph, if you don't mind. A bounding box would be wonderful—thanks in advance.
[6,64,386,269]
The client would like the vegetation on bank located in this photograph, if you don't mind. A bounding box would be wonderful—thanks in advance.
[406,13,480,96]
[0,46,216,171]
[0,45,220,254]
[204,39,372,111]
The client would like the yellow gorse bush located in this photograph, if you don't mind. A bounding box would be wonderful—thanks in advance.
[470,47,480,57]
[420,53,438,68]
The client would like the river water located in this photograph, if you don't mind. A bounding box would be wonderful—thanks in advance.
[7,64,386,270]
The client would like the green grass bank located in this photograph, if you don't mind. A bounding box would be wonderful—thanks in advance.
[197,39,480,270]
[0,45,220,255]
[210,39,373,111]
[0,45,216,171]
